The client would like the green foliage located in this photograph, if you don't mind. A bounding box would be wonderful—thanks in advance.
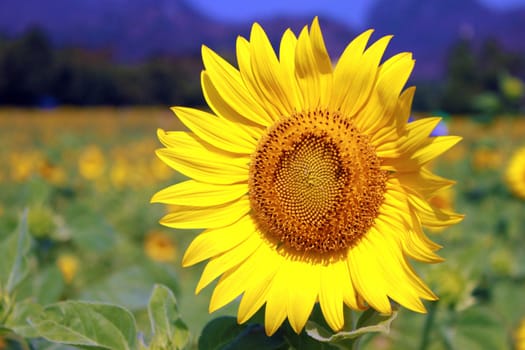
[0,211,31,295]
[305,309,398,349]
[79,264,179,312]
[1,27,524,113]
[147,285,189,350]
[198,317,287,350]
[30,301,137,350]
[0,28,203,106]
[438,38,525,114]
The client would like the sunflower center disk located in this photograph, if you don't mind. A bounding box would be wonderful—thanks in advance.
[249,110,389,254]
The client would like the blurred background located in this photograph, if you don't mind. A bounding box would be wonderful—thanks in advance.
[1,0,525,112]
[1,1,525,349]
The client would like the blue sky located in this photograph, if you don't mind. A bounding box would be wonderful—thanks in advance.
[189,0,525,28]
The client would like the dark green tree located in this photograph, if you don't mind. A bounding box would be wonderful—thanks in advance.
[440,39,480,113]
[0,27,56,105]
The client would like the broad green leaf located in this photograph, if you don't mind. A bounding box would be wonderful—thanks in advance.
[33,266,65,305]
[199,316,286,350]
[30,338,80,350]
[199,317,245,350]
[0,211,31,294]
[147,284,189,350]
[30,301,137,350]
[222,324,286,350]
[306,309,398,344]
[16,265,64,305]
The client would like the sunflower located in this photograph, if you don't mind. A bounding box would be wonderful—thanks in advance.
[144,230,177,262]
[56,254,79,284]
[152,18,463,336]
[506,146,525,199]
[78,145,106,180]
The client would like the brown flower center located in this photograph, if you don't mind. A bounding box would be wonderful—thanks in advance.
[249,109,388,254]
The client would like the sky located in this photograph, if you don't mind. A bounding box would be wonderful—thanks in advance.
[189,0,525,28]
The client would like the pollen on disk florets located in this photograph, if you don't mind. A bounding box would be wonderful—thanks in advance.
[249,109,389,255]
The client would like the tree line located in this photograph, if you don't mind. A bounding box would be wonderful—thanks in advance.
[0,28,203,107]
[0,27,524,114]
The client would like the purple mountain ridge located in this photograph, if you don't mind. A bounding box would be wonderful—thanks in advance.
[1,0,524,79]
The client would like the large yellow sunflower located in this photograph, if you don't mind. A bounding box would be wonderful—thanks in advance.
[152,18,463,336]
[505,146,525,199]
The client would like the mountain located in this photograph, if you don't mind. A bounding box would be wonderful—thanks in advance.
[367,0,525,78]
[1,0,524,79]
[0,0,356,59]
[0,0,236,57]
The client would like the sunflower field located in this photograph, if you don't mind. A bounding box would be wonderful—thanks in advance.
[0,106,524,350]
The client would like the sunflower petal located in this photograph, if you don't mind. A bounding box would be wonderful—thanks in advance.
[264,266,289,336]
[295,26,318,109]
[155,131,248,185]
[249,23,295,116]
[355,52,414,134]
[279,29,303,110]
[286,261,319,334]
[398,118,442,154]
[309,17,333,106]
[397,167,455,198]
[160,196,250,229]
[172,107,256,154]
[151,180,247,207]
[347,239,392,314]
[237,243,283,323]
[196,232,262,294]
[319,262,345,331]
[340,35,392,118]
[202,45,272,126]
[331,29,373,111]
[411,136,462,164]
[367,229,435,312]
[182,214,257,267]
[201,71,265,140]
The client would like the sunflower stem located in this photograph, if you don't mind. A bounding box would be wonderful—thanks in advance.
[419,300,439,350]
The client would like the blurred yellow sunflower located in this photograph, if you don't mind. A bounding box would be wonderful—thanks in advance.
[152,18,463,336]
[506,146,525,199]
[57,254,79,283]
[516,318,525,350]
[472,146,502,171]
[78,145,106,180]
[144,231,177,262]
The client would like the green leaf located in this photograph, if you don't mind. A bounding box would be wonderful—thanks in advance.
[147,284,189,350]
[4,299,43,338]
[199,316,286,350]
[222,324,286,350]
[16,265,64,305]
[0,211,31,294]
[0,325,11,335]
[305,309,398,344]
[30,301,137,350]
[30,338,80,350]
[199,317,245,350]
